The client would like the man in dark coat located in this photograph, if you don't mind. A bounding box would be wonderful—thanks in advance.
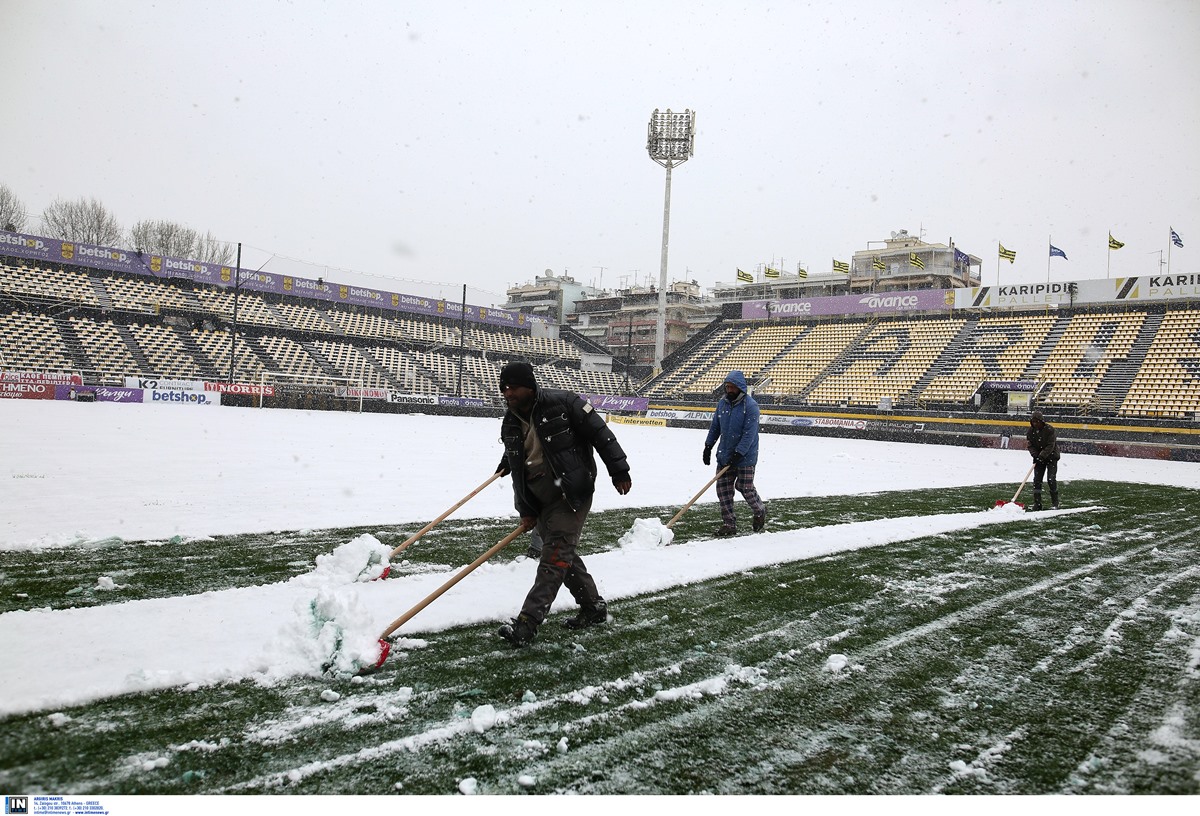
[1026,410,1061,510]
[494,361,632,647]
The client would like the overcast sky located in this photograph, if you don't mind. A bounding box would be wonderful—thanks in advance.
[4,1,1198,306]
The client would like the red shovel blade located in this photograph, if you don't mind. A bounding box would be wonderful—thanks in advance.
[994,500,1025,508]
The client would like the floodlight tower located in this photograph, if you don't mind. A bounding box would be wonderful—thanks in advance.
[646,108,695,371]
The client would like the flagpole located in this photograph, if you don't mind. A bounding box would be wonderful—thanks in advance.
[1167,226,1173,275]
[1107,229,1111,278]
[1047,236,1052,283]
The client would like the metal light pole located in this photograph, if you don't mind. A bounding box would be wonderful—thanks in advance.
[646,108,695,372]
[228,242,242,384]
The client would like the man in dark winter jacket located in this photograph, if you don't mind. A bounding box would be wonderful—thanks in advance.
[494,361,632,647]
[1026,410,1061,511]
[703,370,767,536]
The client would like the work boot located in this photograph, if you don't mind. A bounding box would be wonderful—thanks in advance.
[1050,490,1060,510]
[715,524,737,537]
[563,600,608,630]
[497,614,537,648]
[1032,492,1043,512]
[753,506,768,532]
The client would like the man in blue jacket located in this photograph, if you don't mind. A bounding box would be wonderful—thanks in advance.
[703,370,767,536]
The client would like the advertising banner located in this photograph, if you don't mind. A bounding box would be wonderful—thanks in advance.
[335,386,389,400]
[2,229,544,333]
[580,394,650,412]
[742,289,953,320]
[143,389,218,406]
[204,381,276,396]
[125,376,205,391]
[54,385,143,403]
[438,396,487,408]
[0,381,55,399]
[608,415,667,427]
[387,392,438,405]
[2,370,83,385]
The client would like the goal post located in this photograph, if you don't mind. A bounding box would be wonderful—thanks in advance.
[255,370,365,412]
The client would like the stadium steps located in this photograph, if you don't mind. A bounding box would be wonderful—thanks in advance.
[86,274,114,310]
[903,316,979,405]
[354,345,405,391]
[52,315,97,376]
[1022,314,1072,398]
[112,322,156,377]
[1094,310,1164,414]
[749,325,815,394]
[297,341,346,380]
[171,325,221,379]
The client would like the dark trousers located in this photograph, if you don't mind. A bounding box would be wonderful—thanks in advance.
[1033,460,1058,504]
[518,474,602,627]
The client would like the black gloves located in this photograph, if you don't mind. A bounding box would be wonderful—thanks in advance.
[726,452,742,469]
[496,461,511,476]
[702,446,712,466]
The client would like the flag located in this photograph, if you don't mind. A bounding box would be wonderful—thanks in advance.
[833,259,850,274]
[909,252,925,270]
[1108,233,1124,250]
[953,248,970,270]
[999,243,1016,263]
[1171,228,1183,248]
[797,267,808,279]
[871,256,886,271]
[1050,244,1068,260]
[765,266,780,278]
[736,268,753,283]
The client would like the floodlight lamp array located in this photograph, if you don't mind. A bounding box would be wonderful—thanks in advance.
[646,108,696,167]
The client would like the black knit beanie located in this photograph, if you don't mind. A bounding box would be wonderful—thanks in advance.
[499,361,537,392]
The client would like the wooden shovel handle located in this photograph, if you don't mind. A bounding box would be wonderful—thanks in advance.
[389,472,503,558]
[379,524,527,641]
[666,466,731,528]
[1011,463,1036,503]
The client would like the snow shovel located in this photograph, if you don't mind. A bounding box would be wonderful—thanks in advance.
[365,523,528,672]
[367,472,503,580]
[666,465,731,529]
[996,463,1035,508]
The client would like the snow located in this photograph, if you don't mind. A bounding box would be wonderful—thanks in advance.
[3,399,1200,718]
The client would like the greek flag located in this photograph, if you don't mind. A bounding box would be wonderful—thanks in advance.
[1171,228,1184,248]
[1050,244,1068,259]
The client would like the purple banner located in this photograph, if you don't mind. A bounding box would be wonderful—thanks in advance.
[742,289,955,319]
[438,396,487,408]
[580,394,649,412]
[1,230,543,332]
[55,385,143,403]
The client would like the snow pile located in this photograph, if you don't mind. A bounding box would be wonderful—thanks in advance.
[294,534,393,585]
[265,587,384,679]
[618,517,673,550]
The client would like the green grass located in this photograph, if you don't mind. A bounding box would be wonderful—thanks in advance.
[1,480,1198,794]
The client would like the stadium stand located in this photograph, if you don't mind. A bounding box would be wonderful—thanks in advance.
[6,248,1200,425]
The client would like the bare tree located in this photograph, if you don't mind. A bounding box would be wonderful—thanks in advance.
[0,183,27,232]
[194,230,234,264]
[130,219,200,258]
[130,220,233,264]
[41,197,124,246]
